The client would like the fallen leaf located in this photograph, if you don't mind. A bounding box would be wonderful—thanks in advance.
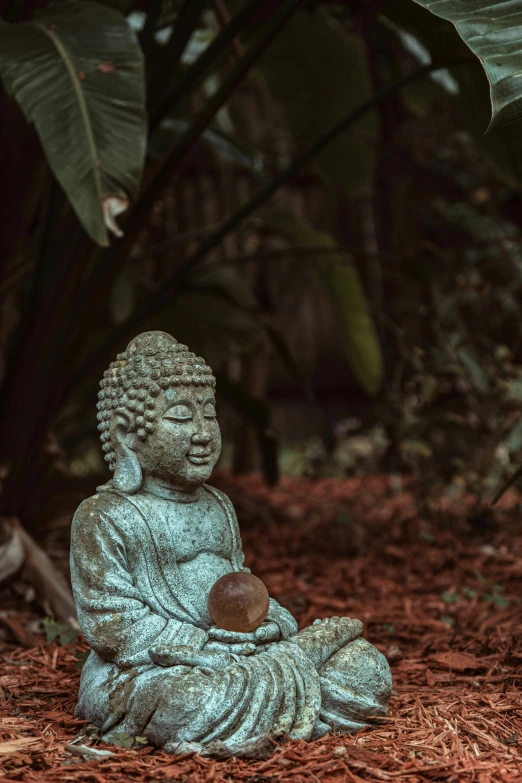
[0,676,19,688]
[43,617,78,645]
[74,650,90,669]
[64,743,115,760]
[0,717,30,727]
[428,651,483,672]
[0,737,45,755]
[106,731,134,748]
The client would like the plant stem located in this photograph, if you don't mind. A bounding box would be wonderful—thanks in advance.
[131,0,305,241]
[85,60,476,362]
[139,0,163,52]
[53,0,303,366]
[147,0,208,116]
[212,0,245,60]
[0,0,305,498]
[6,60,479,514]
[47,59,471,422]
[149,0,268,132]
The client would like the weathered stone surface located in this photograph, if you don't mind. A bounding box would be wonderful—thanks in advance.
[70,331,392,756]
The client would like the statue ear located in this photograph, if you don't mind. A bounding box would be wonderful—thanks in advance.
[111,410,142,494]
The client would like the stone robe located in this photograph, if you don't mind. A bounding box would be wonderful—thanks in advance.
[70,483,391,755]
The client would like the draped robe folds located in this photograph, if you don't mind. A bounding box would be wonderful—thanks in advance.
[70,484,391,755]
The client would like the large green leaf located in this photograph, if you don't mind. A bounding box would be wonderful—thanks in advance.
[256,8,378,194]
[386,0,522,184]
[410,0,522,127]
[263,210,383,396]
[0,2,146,246]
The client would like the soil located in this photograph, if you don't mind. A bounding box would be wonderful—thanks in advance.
[1,473,521,782]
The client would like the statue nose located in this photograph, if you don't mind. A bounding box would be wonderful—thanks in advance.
[192,431,211,444]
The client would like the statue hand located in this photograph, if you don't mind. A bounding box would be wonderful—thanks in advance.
[266,601,298,640]
[204,639,257,656]
[207,621,280,646]
[254,621,280,642]
[149,644,187,666]
[148,644,231,670]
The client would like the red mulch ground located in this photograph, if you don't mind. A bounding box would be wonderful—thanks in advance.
[1,473,522,782]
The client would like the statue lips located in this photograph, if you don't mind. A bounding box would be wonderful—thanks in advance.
[187,450,212,465]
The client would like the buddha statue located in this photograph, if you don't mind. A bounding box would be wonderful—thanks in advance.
[70,331,391,756]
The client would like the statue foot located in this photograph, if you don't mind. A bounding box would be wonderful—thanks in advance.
[287,617,363,671]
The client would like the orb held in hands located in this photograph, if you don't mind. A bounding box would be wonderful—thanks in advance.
[208,572,270,633]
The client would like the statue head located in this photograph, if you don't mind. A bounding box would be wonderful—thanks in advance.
[96,331,221,494]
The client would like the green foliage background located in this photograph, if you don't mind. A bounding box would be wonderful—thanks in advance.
[0,0,522,524]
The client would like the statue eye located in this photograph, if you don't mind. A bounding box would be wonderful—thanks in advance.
[204,403,217,419]
[164,404,192,422]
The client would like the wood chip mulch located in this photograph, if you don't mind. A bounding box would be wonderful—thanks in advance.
[1,473,522,783]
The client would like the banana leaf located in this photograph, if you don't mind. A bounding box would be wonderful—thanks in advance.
[410,0,522,127]
[0,1,146,246]
[263,209,383,396]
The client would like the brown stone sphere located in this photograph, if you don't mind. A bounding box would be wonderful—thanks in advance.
[208,572,270,633]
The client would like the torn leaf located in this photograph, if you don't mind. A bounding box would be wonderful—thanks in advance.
[103,195,128,239]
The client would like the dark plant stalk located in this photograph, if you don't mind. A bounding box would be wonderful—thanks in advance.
[159,0,206,71]
[33,179,67,296]
[1,2,303,517]
[147,0,208,115]
[35,57,474,447]
[149,0,269,132]
[139,0,163,56]
[212,0,245,60]
[1,0,305,493]
[51,0,304,368]
[134,0,305,229]
[2,60,478,517]
[492,463,522,505]
[77,59,476,371]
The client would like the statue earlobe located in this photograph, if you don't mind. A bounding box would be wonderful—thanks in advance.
[111,410,142,494]
[113,450,142,494]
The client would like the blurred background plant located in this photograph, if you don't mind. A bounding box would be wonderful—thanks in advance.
[1,0,522,615]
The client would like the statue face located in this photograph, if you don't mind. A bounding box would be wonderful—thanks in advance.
[132,384,221,490]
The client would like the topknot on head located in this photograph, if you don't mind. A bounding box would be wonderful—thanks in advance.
[125,331,179,357]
